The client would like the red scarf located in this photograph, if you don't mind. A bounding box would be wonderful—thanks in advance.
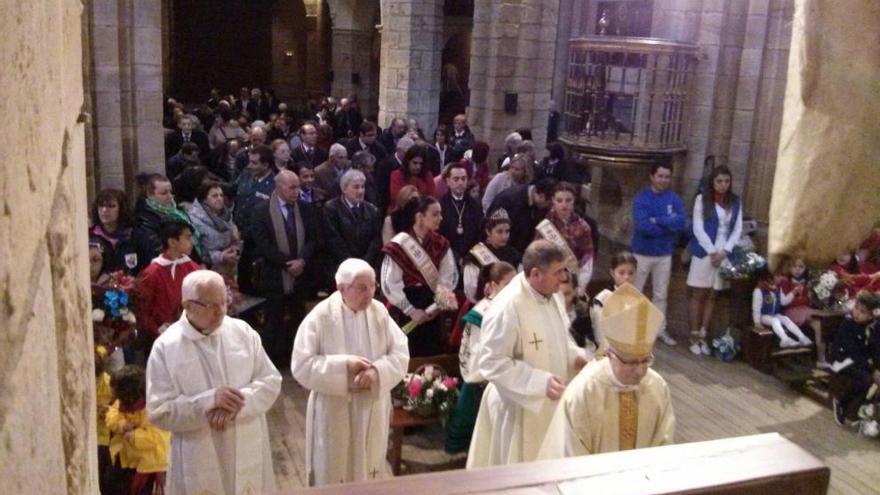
[713,191,729,208]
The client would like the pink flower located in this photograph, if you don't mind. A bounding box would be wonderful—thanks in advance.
[407,376,423,398]
[443,376,458,391]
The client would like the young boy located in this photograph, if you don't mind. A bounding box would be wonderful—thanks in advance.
[134,220,201,360]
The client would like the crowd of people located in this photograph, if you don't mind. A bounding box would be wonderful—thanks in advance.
[86,86,880,493]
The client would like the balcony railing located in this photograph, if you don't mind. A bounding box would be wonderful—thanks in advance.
[562,36,699,151]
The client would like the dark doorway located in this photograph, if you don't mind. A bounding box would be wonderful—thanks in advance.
[169,0,273,102]
[439,0,474,126]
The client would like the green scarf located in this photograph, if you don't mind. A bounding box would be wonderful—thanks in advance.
[146,198,203,258]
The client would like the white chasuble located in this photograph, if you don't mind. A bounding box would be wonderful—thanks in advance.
[146,315,282,495]
[467,273,586,468]
[538,357,674,459]
[291,292,410,486]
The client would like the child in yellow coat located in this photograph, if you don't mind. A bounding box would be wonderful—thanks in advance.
[95,347,114,494]
[106,365,170,494]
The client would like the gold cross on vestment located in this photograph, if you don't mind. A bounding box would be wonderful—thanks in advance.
[370,468,379,478]
[528,333,543,351]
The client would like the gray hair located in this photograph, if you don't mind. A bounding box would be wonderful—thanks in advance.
[181,270,226,302]
[504,132,523,151]
[329,143,348,159]
[352,150,376,169]
[396,136,415,153]
[522,240,566,276]
[335,258,375,285]
[339,168,366,191]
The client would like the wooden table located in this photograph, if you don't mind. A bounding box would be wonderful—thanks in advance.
[387,407,442,475]
[283,433,829,495]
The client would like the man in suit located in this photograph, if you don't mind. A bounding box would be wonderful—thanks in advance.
[290,123,328,167]
[487,178,556,255]
[251,170,319,368]
[449,113,475,162]
[322,169,382,273]
[343,121,387,162]
[374,136,414,214]
[246,87,271,122]
[438,162,483,269]
[235,87,251,115]
[235,126,268,172]
[165,115,210,162]
[313,143,350,199]
[379,117,407,153]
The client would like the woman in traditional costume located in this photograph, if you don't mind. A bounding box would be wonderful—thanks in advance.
[381,196,458,356]
[535,183,594,296]
[462,209,522,303]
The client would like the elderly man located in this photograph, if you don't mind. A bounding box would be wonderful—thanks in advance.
[467,240,589,468]
[323,169,382,272]
[379,117,407,153]
[449,114,475,162]
[235,126,268,171]
[291,123,329,167]
[252,170,320,367]
[291,258,409,486]
[146,270,281,495]
[314,143,349,198]
[539,284,675,457]
[375,136,415,214]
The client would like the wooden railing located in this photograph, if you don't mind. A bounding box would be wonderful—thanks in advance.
[562,36,699,151]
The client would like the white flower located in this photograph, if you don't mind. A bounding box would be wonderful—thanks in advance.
[426,388,434,399]
[91,309,105,321]
[859,420,879,438]
[437,383,448,392]
[123,311,137,324]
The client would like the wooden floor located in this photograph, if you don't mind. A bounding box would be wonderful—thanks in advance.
[267,341,880,494]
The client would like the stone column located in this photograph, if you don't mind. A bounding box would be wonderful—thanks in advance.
[551,0,576,106]
[1,1,97,494]
[377,0,444,131]
[768,0,880,266]
[328,0,380,117]
[468,0,560,165]
[88,0,165,193]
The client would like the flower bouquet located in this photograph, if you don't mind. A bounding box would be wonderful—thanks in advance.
[91,270,137,350]
[808,270,851,311]
[401,285,458,335]
[395,364,459,422]
[719,247,767,280]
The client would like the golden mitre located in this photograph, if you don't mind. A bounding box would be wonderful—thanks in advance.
[598,283,664,359]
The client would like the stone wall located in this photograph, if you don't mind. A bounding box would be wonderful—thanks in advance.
[0,1,96,494]
[86,0,165,194]
[469,0,561,166]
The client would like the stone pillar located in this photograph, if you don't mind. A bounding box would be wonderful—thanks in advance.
[551,0,576,106]
[469,0,561,164]
[328,0,380,117]
[377,0,444,131]
[768,0,880,266]
[88,0,165,193]
[1,1,97,494]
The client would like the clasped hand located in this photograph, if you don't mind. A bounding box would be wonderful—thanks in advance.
[348,356,379,390]
[207,386,245,431]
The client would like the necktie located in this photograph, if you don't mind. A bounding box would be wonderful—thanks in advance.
[284,204,298,255]
[183,133,190,143]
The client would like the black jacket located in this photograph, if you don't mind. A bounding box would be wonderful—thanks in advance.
[165,129,210,162]
[488,185,548,255]
[344,137,387,162]
[323,197,382,269]
[290,144,329,168]
[250,198,320,293]
[438,193,483,264]
[131,199,202,272]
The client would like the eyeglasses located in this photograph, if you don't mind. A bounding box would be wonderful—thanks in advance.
[187,300,225,311]
[609,351,654,368]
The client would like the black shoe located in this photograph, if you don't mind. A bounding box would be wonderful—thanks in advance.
[832,398,846,426]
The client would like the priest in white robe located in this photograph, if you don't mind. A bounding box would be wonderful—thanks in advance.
[292,258,410,486]
[538,283,675,458]
[146,270,282,495]
[467,240,589,468]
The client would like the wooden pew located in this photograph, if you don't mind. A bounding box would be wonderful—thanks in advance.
[284,433,829,495]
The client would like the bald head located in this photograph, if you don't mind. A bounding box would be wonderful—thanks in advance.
[275,170,301,203]
[250,126,267,146]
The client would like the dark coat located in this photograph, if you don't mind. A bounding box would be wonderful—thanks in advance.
[488,184,548,255]
[131,199,202,272]
[344,137,387,162]
[290,144,329,168]
[323,197,382,269]
[374,153,403,213]
[449,127,475,162]
[438,193,483,264]
[165,129,210,161]
[250,198,320,293]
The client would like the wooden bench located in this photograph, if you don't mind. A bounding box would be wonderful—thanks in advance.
[744,325,813,374]
[387,354,461,475]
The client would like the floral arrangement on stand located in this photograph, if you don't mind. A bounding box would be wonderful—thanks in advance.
[401,286,458,334]
[393,364,459,423]
[91,270,137,351]
[719,247,767,280]
[808,270,852,311]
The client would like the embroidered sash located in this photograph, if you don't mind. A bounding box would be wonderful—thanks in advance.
[391,232,440,292]
[468,242,500,268]
[535,219,579,273]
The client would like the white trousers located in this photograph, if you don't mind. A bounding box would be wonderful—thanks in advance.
[760,315,809,343]
[633,254,671,331]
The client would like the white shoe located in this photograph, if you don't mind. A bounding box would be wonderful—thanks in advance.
[798,338,813,347]
[817,360,833,371]
[658,332,677,346]
[779,338,799,348]
[689,342,702,355]
[700,340,712,355]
